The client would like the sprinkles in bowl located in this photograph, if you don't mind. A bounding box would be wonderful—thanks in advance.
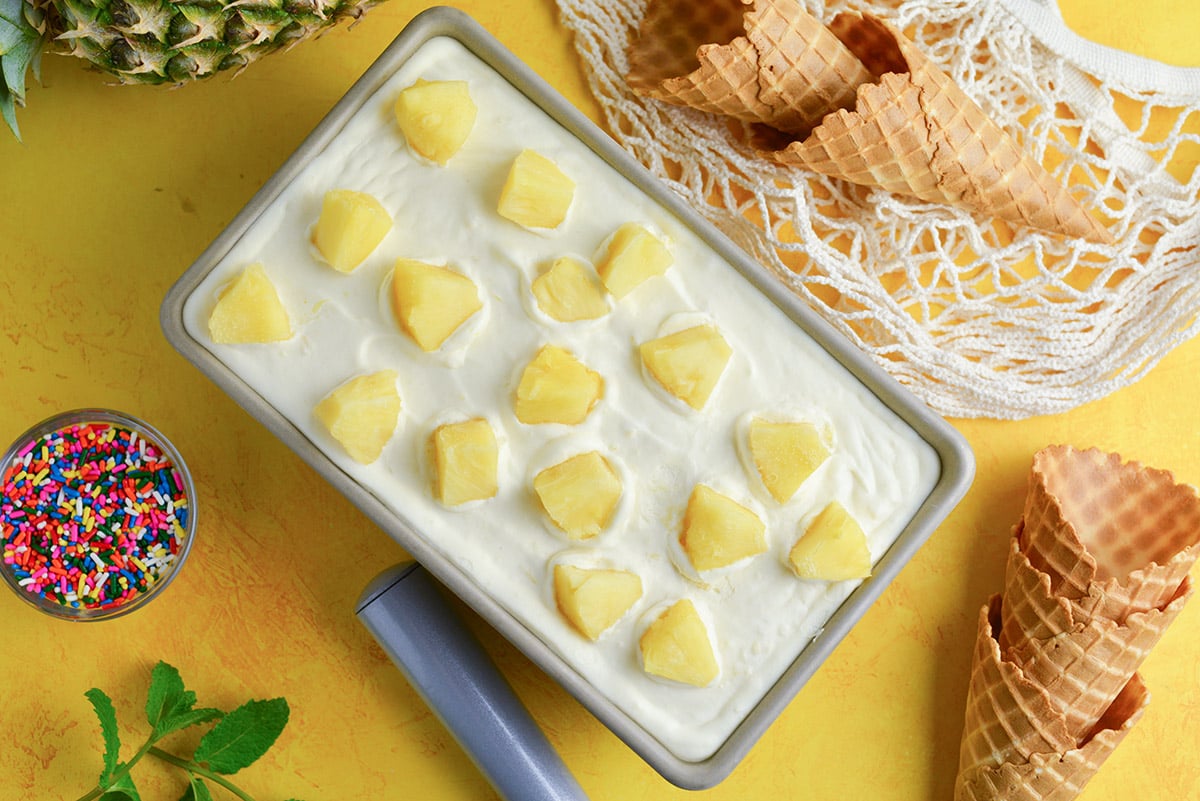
[0,410,195,620]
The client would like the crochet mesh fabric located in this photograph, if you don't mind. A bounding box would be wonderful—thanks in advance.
[556,0,1200,419]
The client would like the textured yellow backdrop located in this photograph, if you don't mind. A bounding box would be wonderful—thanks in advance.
[1,1,1197,800]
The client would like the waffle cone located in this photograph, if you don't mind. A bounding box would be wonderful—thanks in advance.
[1000,531,1147,645]
[626,0,874,136]
[756,12,1113,243]
[957,597,1076,776]
[1007,574,1190,739]
[999,531,1075,649]
[954,672,1150,801]
[957,445,1198,799]
[1019,445,1200,618]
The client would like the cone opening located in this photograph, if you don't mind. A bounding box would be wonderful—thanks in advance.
[627,0,751,87]
[827,11,909,79]
[987,592,1004,639]
[1079,673,1149,746]
[1035,445,1200,585]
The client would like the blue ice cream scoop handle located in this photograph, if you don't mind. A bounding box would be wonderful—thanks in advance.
[356,562,588,801]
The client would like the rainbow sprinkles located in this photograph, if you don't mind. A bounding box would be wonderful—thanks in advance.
[1,417,190,615]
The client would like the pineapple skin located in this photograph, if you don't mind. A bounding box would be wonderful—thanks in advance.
[3,0,380,137]
[41,0,381,86]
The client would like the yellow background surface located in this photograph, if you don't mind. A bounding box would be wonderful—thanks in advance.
[1,1,1198,799]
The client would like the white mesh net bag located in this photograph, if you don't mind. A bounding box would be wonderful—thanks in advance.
[555,0,1200,419]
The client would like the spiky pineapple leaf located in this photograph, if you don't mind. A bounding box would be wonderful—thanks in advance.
[0,0,43,139]
[1,22,37,98]
[0,91,16,137]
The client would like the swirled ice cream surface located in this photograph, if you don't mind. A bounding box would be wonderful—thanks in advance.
[182,36,940,761]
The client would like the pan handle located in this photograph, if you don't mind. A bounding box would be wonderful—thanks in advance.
[356,562,589,801]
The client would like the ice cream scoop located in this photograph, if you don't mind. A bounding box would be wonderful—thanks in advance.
[356,563,588,801]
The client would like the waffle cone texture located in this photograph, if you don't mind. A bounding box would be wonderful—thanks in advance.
[955,445,1200,800]
[625,3,1112,242]
[626,0,873,136]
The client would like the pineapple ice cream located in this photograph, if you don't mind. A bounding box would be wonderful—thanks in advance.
[182,36,940,761]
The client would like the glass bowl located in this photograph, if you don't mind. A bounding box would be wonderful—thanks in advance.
[0,409,197,621]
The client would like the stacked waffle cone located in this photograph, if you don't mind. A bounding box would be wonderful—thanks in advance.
[955,445,1200,800]
[625,0,1112,243]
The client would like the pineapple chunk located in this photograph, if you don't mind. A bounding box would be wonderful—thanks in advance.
[531,257,609,322]
[430,418,498,506]
[391,259,483,352]
[553,564,642,640]
[314,371,401,465]
[312,189,392,273]
[639,599,719,687]
[393,79,477,165]
[498,149,576,230]
[748,418,832,504]
[639,325,732,410]
[533,451,622,539]
[680,485,766,572]
[514,345,603,425]
[208,264,291,344]
[596,223,673,298]
[788,502,872,581]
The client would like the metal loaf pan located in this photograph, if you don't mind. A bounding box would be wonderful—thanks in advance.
[161,6,974,790]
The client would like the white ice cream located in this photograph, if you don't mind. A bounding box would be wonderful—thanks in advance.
[182,36,940,761]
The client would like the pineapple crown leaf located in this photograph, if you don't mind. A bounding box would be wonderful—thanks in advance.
[1,0,47,139]
[0,90,17,139]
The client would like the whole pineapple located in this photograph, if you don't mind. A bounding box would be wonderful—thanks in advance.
[0,0,380,139]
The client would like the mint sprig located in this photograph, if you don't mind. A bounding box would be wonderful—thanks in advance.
[193,698,290,774]
[84,688,121,786]
[75,661,301,801]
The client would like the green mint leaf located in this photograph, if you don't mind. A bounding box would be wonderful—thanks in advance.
[84,688,121,785]
[99,770,141,801]
[160,707,224,737]
[177,776,213,801]
[145,662,197,734]
[193,697,290,775]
